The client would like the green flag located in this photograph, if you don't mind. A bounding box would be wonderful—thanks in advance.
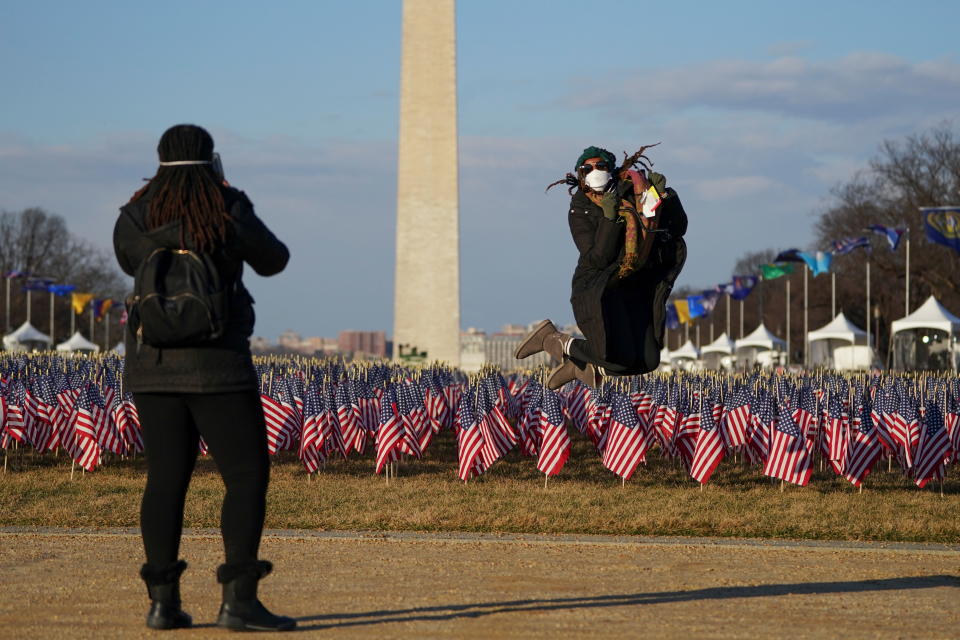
[759,262,795,280]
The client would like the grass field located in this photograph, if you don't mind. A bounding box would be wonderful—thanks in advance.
[2,431,959,543]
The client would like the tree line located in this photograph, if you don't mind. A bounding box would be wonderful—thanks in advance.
[671,124,960,363]
[0,208,126,348]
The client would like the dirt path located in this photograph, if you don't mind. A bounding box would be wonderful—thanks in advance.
[0,530,957,639]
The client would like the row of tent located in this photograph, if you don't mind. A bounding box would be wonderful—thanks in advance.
[1,322,110,353]
[661,296,960,371]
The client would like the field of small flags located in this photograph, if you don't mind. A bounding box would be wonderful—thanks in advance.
[2,353,959,493]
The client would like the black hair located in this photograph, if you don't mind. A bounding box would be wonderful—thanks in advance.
[129,124,230,251]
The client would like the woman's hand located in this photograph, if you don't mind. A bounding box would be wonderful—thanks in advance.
[648,171,666,195]
[599,190,619,220]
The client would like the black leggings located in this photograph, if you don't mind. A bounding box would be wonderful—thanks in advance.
[569,286,661,376]
[134,390,270,566]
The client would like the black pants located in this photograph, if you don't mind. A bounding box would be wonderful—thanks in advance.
[569,285,660,376]
[135,390,270,567]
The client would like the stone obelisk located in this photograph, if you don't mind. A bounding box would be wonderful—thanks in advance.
[393,0,460,366]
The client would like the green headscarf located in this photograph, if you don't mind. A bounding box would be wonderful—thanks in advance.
[575,146,617,172]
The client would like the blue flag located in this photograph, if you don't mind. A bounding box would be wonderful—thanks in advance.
[731,275,758,301]
[797,251,832,276]
[832,237,871,255]
[922,207,960,255]
[47,284,77,296]
[687,295,706,318]
[866,224,905,251]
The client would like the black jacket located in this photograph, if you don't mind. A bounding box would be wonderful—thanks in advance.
[568,184,687,357]
[113,186,289,393]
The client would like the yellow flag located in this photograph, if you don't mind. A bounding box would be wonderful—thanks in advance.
[71,292,94,315]
[674,299,691,325]
[95,298,114,321]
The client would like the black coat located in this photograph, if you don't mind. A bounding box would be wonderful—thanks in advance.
[568,185,687,359]
[113,186,289,394]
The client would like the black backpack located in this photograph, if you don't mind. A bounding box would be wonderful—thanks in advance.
[128,245,231,348]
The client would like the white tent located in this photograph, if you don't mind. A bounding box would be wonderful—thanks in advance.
[807,312,871,370]
[701,332,736,370]
[735,323,785,369]
[2,321,52,352]
[657,346,672,371]
[670,340,701,371]
[56,331,100,353]
[890,295,960,371]
[112,341,126,355]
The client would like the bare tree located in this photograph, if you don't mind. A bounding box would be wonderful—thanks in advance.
[1,207,126,345]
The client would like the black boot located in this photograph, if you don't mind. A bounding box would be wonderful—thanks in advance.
[140,560,192,630]
[216,560,296,632]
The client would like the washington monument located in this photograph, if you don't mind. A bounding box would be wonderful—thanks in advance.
[393,0,460,367]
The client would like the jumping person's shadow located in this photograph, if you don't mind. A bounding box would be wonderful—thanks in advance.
[291,575,958,631]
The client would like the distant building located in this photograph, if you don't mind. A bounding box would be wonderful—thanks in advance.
[249,336,272,353]
[459,321,559,372]
[278,329,302,351]
[338,330,387,359]
[460,328,486,373]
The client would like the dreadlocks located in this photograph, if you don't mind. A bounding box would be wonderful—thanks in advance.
[129,124,230,252]
[545,142,661,194]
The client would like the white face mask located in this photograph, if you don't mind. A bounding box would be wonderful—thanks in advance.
[584,170,612,192]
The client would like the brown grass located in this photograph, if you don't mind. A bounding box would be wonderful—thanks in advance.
[2,431,959,542]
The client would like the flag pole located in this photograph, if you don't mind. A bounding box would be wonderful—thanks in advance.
[726,292,731,339]
[71,300,76,335]
[785,277,790,366]
[866,257,871,365]
[831,272,836,318]
[803,265,809,367]
[49,290,55,346]
[26,289,31,325]
[4,277,10,332]
[905,229,911,316]
[739,299,744,339]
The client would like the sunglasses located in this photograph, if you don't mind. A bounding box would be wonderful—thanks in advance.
[579,161,610,173]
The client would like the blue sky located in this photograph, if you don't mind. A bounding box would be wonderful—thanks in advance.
[2,1,958,340]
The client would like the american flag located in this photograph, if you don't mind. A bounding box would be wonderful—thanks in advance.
[320,380,347,458]
[455,388,485,480]
[764,397,812,486]
[395,383,424,459]
[912,402,951,488]
[70,384,103,471]
[1,381,27,448]
[336,381,365,455]
[298,383,324,473]
[564,382,591,435]
[690,392,726,485]
[601,392,650,480]
[536,389,570,476]
[673,390,699,468]
[585,389,609,448]
[822,391,847,475]
[721,386,750,448]
[375,386,403,474]
[946,393,960,463]
[475,377,515,468]
[88,383,125,456]
[518,381,543,457]
[746,392,773,465]
[889,393,919,469]
[841,398,882,487]
[792,387,817,440]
